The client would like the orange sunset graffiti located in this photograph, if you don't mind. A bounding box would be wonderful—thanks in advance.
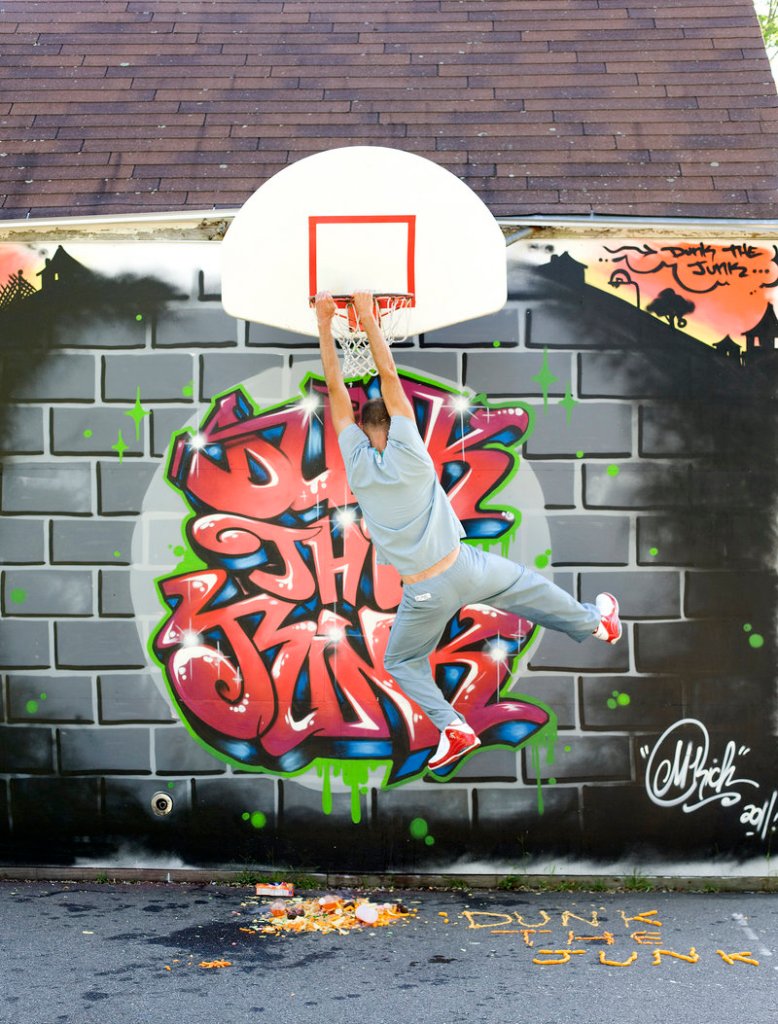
[0,245,44,297]
[576,240,778,349]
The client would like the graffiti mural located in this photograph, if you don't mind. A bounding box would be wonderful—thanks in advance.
[0,236,775,869]
[151,375,551,801]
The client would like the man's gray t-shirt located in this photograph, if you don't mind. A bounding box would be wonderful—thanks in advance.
[338,416,465,577]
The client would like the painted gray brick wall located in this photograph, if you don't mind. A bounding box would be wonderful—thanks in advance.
[98,673,177,723]
[0,725,54,772]
[59,726,152,774]
[98,570,134,616]
[7,674,94,722]
[2,569,93,617]
[524,402,632,457]
[200,352,284,400]
[0,406,45,454]
[6,352,96,401]
[98,462,159,516]
[103,778,194,835]
[155,306,239,348]
[154,727,227,775]
[0,621,50,668]
[51,521,136,564]
[103,353,195,402]
[463,350,570,396]
[51,409,144,456]
[0,244,762,867]
[193,777,277,833]
[0,520,46,564]
[54,315,146,349]
[10,778,100,836]
[2,462,92,514]
[55,621,147,669]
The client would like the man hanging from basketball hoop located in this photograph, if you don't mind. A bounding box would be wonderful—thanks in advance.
[316,290,621,772]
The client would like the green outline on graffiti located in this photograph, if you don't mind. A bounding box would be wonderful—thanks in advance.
[146,371,556,813]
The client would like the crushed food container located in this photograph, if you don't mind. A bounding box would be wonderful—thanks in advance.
[355,903,379,925]
[318,894,341,912]
[255,881,295,897]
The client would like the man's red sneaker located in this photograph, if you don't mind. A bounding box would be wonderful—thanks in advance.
[594,592,622,644]
[428,722,481,771]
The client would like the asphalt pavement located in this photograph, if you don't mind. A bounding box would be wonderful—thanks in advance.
[1,880,777,1024]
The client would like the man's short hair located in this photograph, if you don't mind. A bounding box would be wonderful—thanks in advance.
[361,398,391,429]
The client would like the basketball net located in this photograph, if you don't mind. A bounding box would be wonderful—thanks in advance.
[317,294,414,378]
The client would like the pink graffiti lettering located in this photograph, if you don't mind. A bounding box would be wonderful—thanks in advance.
[154,376,547,781]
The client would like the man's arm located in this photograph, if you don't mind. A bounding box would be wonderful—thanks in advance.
[316,292,356,435]
[352,290,414,419]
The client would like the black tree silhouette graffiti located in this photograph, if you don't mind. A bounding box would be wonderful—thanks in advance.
[646,288,696,329]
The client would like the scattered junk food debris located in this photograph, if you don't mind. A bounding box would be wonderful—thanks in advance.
[243,893,415,936]
[199,960,233,969]
[255,881,295,897]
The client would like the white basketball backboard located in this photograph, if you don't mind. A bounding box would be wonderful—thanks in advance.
[221,146,506,337]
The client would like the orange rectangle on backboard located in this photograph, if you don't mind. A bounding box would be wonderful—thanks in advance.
[308,215,416,302]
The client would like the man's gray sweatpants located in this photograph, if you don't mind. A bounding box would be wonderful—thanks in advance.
[383,542,601,732]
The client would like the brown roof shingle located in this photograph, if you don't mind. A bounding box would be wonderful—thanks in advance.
[1,0,777,220]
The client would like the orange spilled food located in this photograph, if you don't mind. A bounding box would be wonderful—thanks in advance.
[248,894,415,936]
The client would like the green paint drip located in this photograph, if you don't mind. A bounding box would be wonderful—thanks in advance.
[749,634,764,649]
[341,761,371,824]
[315,759,377,823]
[9,588,26,605]
[26,700,38,715]
[317,761,333,816]
[529,741,544,815]
[527,717,558,816]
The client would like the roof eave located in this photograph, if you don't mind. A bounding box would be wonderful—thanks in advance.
[1,209,778,242]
